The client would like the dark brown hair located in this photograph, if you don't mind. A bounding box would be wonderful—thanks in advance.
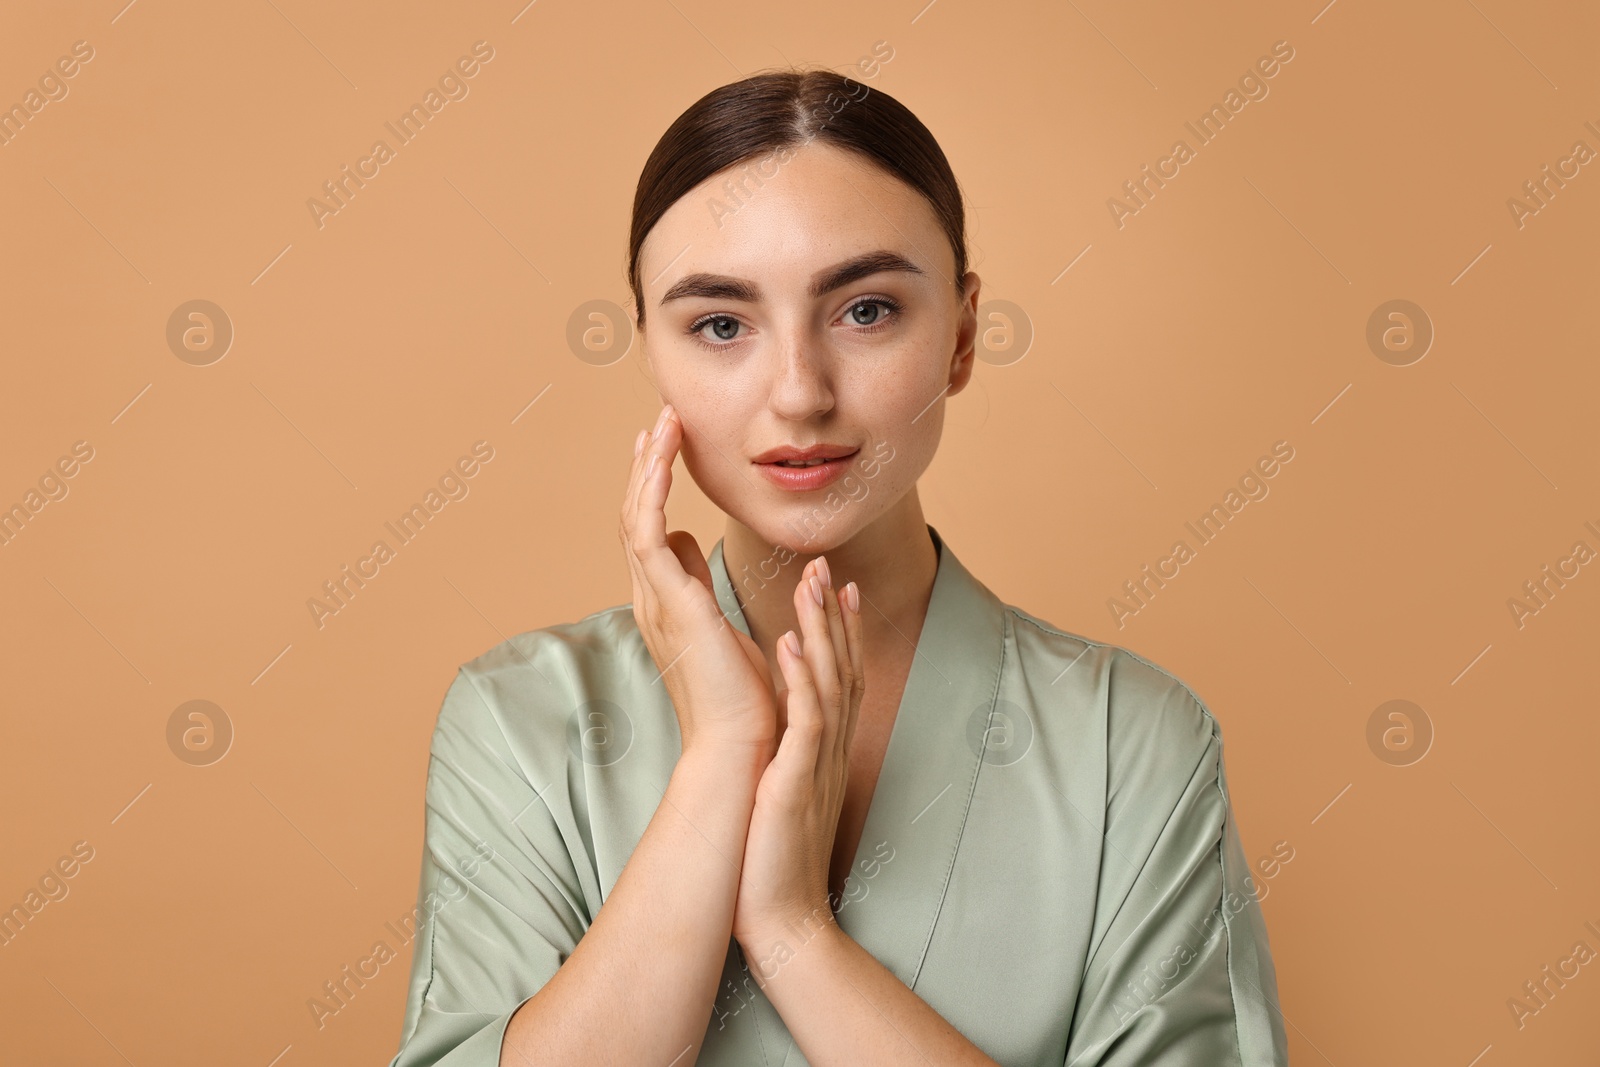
[627,68,968,330]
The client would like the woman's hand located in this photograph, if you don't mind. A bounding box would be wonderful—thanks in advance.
[621,403,778,759]
[733,555,865,953]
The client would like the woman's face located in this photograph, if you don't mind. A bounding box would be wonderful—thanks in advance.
[636,141,980,553]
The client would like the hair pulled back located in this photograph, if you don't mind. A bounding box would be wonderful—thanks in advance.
[627,68,968,330]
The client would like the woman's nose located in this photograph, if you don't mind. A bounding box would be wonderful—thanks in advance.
[766,333,835,421]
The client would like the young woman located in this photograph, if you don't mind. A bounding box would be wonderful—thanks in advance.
[388,69,1289,1067]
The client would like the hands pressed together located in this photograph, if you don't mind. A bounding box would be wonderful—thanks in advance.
[620,401,866,954]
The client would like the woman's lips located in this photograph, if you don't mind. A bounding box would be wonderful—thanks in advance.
[754,450,859,491]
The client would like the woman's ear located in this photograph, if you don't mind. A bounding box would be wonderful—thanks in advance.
[947,270,981,397]
[626,295,644,340]
[630,301,661,387]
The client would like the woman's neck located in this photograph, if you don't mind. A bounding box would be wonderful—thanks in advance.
[721,491,940,677]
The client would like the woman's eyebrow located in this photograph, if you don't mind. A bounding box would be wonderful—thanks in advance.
[658,250,924,306]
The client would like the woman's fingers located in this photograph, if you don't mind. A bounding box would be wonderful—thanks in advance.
[812,556,852,755]
[622,407,671,535]
[630,408,674,547]
[620,412,665,558]
[619,429,654,619]
[628,406,689,606]
[621,408,664,532]
[773,627,824,774]
[621,404,690,664]
[794,560,844,766]
[837,581,865,757]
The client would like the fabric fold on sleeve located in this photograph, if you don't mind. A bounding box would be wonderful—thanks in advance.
[1065,694,1289,1067]
[387,662,589,1067]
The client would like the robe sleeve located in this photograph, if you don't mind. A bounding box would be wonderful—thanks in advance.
[387,663,591,1067]
[1064,687,1290,1066]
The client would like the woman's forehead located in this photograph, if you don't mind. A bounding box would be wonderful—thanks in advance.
[641,148,947,298]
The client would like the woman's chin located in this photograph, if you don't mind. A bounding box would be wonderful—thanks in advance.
[737,506,860,557]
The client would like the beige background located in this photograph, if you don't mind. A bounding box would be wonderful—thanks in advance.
[2,0,1597,1064]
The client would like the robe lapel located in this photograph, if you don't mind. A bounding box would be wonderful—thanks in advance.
[709,524,1007,1062]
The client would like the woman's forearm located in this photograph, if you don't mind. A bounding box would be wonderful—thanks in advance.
[498,741,767,1066]
[739,920,1001,1067]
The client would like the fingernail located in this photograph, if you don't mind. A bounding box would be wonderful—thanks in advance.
[782,630,801,658]
[647,454,659,477]
[809,575,824,607]
[845,581,859,614]
[654,406,669,432]
[816,555,831,589]
[635,429,648,456]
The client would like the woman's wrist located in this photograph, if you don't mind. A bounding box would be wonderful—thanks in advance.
[674,735,773,788]
[735,907,846,988]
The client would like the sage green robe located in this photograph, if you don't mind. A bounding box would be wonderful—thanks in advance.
[387,525,1290,1066]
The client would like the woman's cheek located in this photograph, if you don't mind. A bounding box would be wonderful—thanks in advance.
[679,429,741,495]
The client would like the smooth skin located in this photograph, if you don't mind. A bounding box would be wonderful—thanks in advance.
[499,140,997,1066]
[496,401,772,1067]
[643,140,982,927]
[496,404,876,1067]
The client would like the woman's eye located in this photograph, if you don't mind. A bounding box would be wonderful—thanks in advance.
[691,315,742,343]
[848,302,884,326]
[845,298,900,328]
[688,299,899,349]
